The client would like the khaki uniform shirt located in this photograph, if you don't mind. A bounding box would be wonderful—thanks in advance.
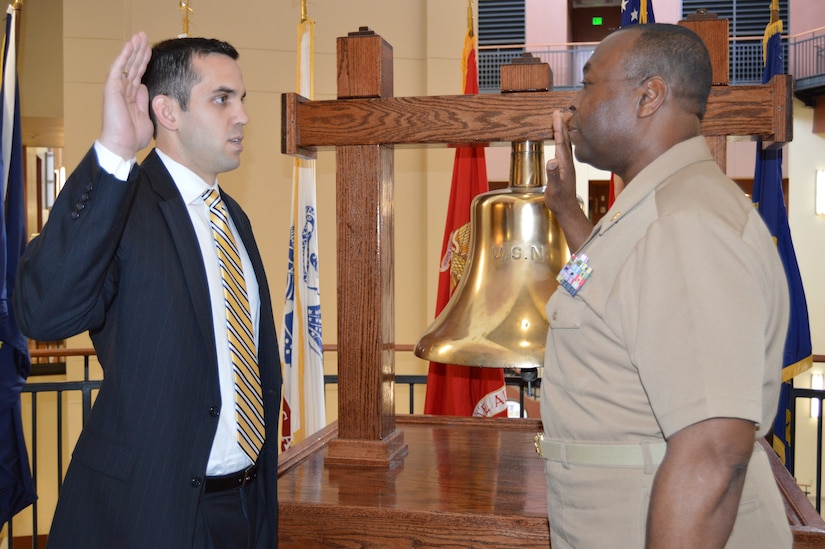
[540,136,792,548]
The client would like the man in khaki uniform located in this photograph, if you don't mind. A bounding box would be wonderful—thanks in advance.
[538,23,792,548]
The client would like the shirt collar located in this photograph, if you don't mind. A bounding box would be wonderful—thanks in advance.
[597,136,712,235]
[155,148,218,204]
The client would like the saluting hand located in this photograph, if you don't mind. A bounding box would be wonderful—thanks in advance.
[544,109,578,215]
[545,109,592,252]
[98,32,153,161]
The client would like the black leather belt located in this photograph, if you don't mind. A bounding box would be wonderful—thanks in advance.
[204,463,257,493]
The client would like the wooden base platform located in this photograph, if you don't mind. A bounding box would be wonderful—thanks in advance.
[277,416,825,548]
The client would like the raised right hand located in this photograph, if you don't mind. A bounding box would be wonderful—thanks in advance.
[545,109,592,252]
[98,32,153,160]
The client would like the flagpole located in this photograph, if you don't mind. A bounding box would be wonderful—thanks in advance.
[467,0,473,38]
[179,1,193,37]
[12,1,22,53]
[463,1,473,90]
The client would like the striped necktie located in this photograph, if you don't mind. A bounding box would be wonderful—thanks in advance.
[203,188,264,461]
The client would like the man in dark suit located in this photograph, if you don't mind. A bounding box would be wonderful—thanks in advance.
[13,32,281,548]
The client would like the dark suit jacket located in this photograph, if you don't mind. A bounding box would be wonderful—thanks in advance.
[13,148,281,548]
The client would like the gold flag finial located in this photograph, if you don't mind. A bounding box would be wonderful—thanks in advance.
[763,0,783,63]
[11,1,23,52]
[179,1,193,37]
[467,0,474,38]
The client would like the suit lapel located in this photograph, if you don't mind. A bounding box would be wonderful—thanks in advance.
[142,151,216,353]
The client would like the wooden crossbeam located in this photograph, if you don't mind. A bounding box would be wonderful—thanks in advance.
[282,74,792,158]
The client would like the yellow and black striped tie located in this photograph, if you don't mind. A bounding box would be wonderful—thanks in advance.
[203,188,264,461]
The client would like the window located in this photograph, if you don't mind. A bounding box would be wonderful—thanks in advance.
[478,0,525,91]
[478,0,525,46]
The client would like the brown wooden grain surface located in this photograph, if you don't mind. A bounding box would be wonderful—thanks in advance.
[282,75,792,155]
[326,26,401,467]
[279,417,551,548]
[278,417,825,548]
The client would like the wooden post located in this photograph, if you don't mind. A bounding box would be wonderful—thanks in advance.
[680,10,730,87]
[500,53,552,93]
[325,28,407,467]
[680,10,731,171]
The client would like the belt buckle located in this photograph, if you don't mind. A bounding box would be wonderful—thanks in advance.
[534,432,544,457]
[240,464,256,487]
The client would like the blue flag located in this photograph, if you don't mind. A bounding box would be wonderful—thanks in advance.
[0,4,36,526]
[621,0,655,27]
[752,10,812,473]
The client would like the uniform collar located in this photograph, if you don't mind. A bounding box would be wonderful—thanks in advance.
[594,136,713,237]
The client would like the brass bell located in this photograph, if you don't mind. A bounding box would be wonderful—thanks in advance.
[415,140,570,369]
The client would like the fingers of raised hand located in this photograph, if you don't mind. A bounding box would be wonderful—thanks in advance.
[115,32,149,84]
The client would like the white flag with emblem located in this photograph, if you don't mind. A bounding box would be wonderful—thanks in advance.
[279,8,325,452]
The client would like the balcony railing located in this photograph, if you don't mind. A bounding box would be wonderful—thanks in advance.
[478,30,822,96]
[792,26,825,106]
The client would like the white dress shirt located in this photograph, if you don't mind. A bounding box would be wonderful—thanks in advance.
[94,142,260,475]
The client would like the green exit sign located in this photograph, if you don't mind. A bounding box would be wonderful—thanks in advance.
[592,16,603,26]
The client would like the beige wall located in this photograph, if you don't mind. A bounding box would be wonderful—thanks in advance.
[17,0,63,120]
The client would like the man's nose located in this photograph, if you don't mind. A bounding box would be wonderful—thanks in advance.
[237,104,249,125]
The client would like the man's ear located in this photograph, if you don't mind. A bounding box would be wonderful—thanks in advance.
[152,95,178,131]
[638,76,666,118]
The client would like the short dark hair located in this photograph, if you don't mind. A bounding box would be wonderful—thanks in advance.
[142,37,239,130]
[619,23,712,119]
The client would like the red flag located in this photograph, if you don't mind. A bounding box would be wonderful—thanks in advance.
[423,24,507,417]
